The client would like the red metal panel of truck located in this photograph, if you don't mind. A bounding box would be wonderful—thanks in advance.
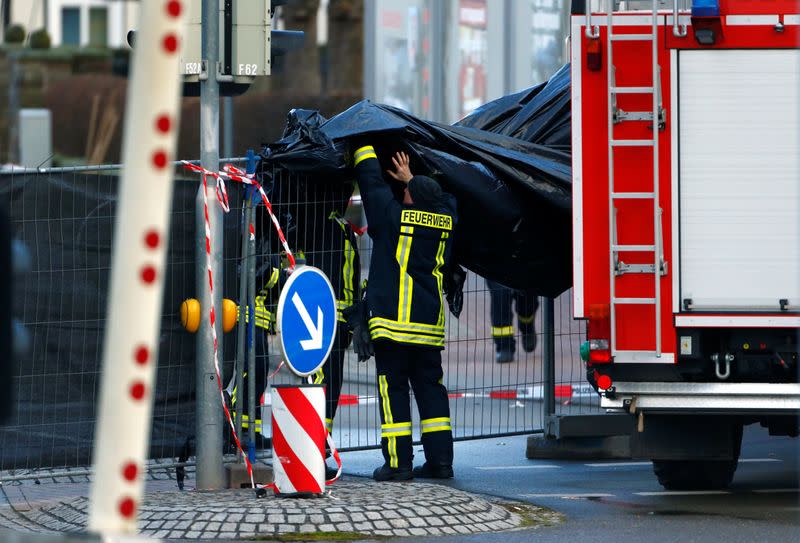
[571,0,799,489]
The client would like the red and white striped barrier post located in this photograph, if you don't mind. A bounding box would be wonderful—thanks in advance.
[271,385,329,495]
[88,0,186,535]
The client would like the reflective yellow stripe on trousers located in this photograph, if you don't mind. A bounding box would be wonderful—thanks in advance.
[421,416,452,434]
[491,326,514,337]
[379,375,411,468]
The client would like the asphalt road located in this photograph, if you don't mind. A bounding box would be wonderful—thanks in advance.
[339,424,800,542]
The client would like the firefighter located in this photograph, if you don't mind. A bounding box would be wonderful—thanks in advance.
[350,144,458,481]
[486,280,539,363]
[224,255,284,445]
[307,206,361,479]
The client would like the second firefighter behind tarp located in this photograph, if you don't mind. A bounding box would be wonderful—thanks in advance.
[487,280,539,364]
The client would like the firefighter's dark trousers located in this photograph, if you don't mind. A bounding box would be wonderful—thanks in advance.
[487,279,539,351]
[374,341,453,470]
[313,327,352,435]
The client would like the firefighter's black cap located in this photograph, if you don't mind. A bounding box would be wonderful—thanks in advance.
[408,175,442,208]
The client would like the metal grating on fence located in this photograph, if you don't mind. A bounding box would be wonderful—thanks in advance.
[0,161,593,479]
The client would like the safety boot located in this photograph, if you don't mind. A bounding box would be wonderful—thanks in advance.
[495,349,514,363]
[521,329,537,352]
[412,463,454,479]
[372,464,413,482]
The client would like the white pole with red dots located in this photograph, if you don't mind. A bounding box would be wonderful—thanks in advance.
[88,0,186,535]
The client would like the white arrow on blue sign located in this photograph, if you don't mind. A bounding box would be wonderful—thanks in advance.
[276,266,338,377]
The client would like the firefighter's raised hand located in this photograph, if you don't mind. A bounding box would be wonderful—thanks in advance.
[387,152,413,183]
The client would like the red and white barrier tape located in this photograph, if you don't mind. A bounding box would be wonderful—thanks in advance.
[183,161,342,494]
[262,384,597,408]
[182,161,296,270]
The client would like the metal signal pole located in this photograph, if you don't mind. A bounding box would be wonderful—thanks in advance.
[195,0,225,490]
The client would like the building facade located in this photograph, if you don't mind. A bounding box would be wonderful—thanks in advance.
[4,0,137,48]
[364,0,569,123]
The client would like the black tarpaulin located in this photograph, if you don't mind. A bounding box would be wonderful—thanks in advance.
[456,63,571,152]
[261,66,572,296]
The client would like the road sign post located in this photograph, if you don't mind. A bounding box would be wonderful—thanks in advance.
[276,267,337,377]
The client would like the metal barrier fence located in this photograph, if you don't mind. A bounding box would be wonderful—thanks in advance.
[0,161,593,481]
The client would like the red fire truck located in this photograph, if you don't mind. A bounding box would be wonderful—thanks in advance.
[571,0,799,489]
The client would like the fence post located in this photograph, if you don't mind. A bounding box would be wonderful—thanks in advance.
[233,200,249,459]
[246,151,258,464]
[195,0,225,490]
[542,297,556,425]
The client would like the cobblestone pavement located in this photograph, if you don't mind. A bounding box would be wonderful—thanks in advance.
[1,480,528,540]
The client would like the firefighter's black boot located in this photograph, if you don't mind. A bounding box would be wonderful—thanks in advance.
[519,313,537,353]
[412,463,454,479]
[373,464,413,481]
[494,335,516,363]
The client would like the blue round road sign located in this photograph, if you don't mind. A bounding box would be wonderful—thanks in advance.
[276,266,338,377]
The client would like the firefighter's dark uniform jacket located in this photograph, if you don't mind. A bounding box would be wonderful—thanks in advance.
[354,145,457,472]
[353,147,457,349]
[232,176,361,437]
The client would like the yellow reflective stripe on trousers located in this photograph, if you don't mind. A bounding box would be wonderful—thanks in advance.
[379,375,399,468]
[381,421,412,438]
[313,367,325,385]
[518,314,535,324]
[325,418,333,432]
[421,417,451,434]
[378,376,393,424]
[395,226,414,323]
[432,231,448,327]
[354,146,378,166]
[492,326,514,337]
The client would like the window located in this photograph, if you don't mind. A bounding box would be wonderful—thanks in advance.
[61,7,80,46]
[89,7,108,47]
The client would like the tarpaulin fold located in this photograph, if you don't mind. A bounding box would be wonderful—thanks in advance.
[261,65,572,296]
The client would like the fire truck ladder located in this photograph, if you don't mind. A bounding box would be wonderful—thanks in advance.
[603,0,666,360]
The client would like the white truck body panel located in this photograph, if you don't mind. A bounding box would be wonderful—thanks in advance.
[678,49,800,311]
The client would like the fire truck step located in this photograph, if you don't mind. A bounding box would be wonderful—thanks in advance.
[612,244,655,252]
[613,297,657,305]
[610,139,656,147]
[609,33,656,41]
[612,192,655,199]
[611,86,655,94]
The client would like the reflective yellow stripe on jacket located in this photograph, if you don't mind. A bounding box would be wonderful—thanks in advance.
[354,145,378,166]
[329,211,357,323]
[368,318,445,348]
[395,225,414,323]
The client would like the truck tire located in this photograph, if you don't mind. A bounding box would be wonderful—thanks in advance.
[652,424,743,490]
[652,459,737,490]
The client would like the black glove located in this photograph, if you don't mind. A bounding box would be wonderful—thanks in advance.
[342,301,374,362]
[444,264,467,318]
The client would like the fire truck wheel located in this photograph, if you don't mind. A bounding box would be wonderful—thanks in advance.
[652,424,743,490]
[652,458,738,490]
